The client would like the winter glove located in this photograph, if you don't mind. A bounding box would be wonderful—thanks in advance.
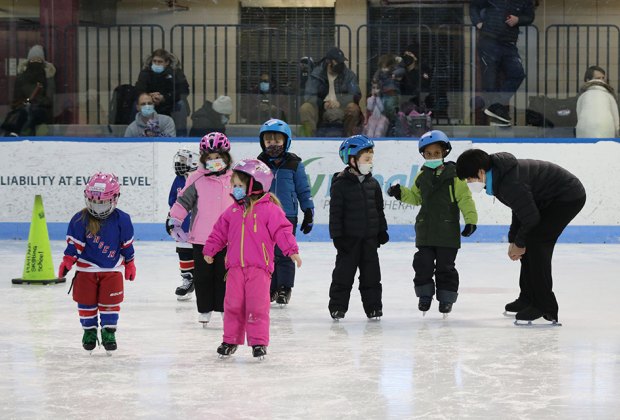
[300,208,314,234]
[58,255,77,278]
[124,260,136,281]
[377,231,389,246]
[387,184,402,200]
[167,217,188,242]
[461,224,477,237]
[333,236,356,253]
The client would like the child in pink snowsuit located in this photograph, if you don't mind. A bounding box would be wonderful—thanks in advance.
[203,159,302,360]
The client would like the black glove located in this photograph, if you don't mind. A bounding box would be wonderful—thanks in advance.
[387,184,402,200]
[377,231,389,246]
[461,224,477,237]
[300,208,314,234]
[165,215,174,235]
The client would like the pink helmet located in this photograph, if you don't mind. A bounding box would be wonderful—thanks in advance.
[232,159,274,193]
[200,132,230,153]
[84,172,121,219]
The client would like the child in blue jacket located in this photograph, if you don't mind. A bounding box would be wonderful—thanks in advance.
[257,118,314,305]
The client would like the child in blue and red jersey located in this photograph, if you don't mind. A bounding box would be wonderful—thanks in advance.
[58,172,136,354]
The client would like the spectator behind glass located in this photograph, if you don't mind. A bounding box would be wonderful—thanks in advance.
[9,45,56,136]
[576,66,619,138]
[135,49,190,135]
[399,43,433,113]
[241,72,286,123]
[189,95,232,137]
[372,53,405,125]
[124,92,176,137]
[470,0,536,127]
[299,46,363,137]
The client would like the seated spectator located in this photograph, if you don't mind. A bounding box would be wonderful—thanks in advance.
[135,48,190,135]
[189,95,232,137]
[241,72,286,123]
[299,46,363,137]
[399,43,433,112]
[2,45,56,136]
[576,65,619,138]
[124,92,176,137]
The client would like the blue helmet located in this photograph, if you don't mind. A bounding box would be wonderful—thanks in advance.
[259,118,292,152]
[418,130,452,156]
[339,135,375,165]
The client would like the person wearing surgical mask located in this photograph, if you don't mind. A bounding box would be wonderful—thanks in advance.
[124,92,176,137]
[456,148,586,325]
[241,72,286,124]
[387,130,477,318]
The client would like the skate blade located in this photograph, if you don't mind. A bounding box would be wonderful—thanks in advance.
[278,303,287,309]
[255,356,266,361]
[422,311,427,317]
[442,313,449,319]
[514,319,562,327]
[105,350,115,356]
[200,322,209,328]
[503,311,517,318]
[176,295,193,301]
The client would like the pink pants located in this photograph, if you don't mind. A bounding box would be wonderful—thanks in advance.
[223,266,271,346]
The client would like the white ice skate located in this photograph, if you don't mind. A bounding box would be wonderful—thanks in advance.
[199,312,212,327]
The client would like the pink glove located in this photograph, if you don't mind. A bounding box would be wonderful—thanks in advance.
[124,260,136,281]
[167,217,188,242]
[58,255,77,278]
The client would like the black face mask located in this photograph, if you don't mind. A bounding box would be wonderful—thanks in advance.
[265,144,285,158]
[401,55,414,67]
[332,63,345,74]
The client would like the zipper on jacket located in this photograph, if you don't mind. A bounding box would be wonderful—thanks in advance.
[449,184,455,203]
[262,243,269,266]
[241,209,246,267]
[253,213,257,233]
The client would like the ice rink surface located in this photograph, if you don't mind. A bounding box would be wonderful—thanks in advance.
[1,240,619,420]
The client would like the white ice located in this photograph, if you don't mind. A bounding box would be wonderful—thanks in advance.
[1,240,619,419]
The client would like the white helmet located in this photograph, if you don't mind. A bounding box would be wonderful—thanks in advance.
[173,148,199,176]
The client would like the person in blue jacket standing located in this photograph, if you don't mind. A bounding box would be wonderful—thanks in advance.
[257,119,314,306]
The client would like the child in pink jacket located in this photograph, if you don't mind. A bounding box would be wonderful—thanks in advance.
[203,159,302,360]
[168,132,233,326]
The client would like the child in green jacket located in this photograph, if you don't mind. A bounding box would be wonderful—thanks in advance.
[387,130,478,316]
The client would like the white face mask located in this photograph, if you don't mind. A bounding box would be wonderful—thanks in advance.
[468,181,485,194]
[205,158,226,173]
[358,163,373,175]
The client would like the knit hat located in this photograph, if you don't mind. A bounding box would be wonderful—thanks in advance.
[212,95,233,115]
[27,45,45,61]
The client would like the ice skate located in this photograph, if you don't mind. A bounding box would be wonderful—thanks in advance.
[366,309,383,320]
[217,342,238,358]
[252,345,267,360]
[514,306,562,327]
[276,286,292,308]
[439,302,452,319]
[418,296,432,316]
[330,310,345,321]
[503,298,529,317]
[175,273,194,301]
[82,328,98,353]
[199,312,212,327]
[270,289,278,303]
[101,328,117,355]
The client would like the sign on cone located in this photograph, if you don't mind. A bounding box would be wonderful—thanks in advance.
[12,195,65,285]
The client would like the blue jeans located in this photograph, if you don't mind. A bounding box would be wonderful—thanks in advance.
[478,36,526,106]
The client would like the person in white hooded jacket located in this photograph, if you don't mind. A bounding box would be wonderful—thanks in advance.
[576,66,619,138]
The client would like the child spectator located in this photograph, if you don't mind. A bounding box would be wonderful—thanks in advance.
[329,135,388,320]
[387,130,478,316]
[576,65,619,138]
[363,81,389,137]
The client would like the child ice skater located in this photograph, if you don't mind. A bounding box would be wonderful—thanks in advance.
[329,135,388,320]
[167,147,198,300]
[257,118,314,306]
[58,172,136,353]
[203,159,302,359]
[387,130,477,316]
[168,132,233,326]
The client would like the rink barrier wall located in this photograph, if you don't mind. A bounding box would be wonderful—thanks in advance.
[1,136,618,243]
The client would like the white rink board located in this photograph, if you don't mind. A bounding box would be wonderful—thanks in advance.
[0,139,618,226]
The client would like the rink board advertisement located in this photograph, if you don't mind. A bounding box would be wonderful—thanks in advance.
[1,138,619,242]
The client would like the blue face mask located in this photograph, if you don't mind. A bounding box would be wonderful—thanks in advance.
[259,82,270,92]
[140,104,155,117]
[232,186,246,201]
[424,159,443,169]
[151,64,165,74]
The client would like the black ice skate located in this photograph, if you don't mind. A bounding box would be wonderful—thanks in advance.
[82,328,98,352]
[330,310,346,320]
[252,345,267,360]
[270,289,278,303]
[503,298,529,317]
[276,287,292,307]
[514,306,562,327]
[175,273,195,301]
[101,328,117,354]
[217,342,238,358]
[418,296,432,316]
[439,302,453,319]
[366,309,383,320]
